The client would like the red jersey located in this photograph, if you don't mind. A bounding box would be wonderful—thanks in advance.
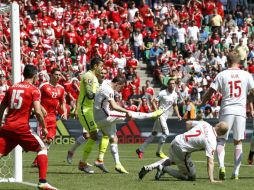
[139,105,150,113]
[146,87,155,96]
[126,105,137,112]
[127,58,138,68]
[248,65,254,74]
[2,81,40,130]
[40,82,65,116]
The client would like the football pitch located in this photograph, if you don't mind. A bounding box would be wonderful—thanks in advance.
[1,143,254,190]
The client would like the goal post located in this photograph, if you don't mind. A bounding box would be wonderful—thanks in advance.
[11,1,22,183]
[0,2,22,183]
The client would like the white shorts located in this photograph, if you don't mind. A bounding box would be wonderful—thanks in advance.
[95,111,126,139]
[152,115,169,135]
[219,114,246,141]
[169,140,196,179]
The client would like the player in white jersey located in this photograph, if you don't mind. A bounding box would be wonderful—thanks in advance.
[200,51,254,180]
[94,76,166,174]
[138,120,228,182]
[136,78,182,159]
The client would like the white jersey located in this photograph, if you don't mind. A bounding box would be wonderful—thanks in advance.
[174,121,217,158]
[94,80,114,120]
[156,89,178,110]
[210,68,254,117]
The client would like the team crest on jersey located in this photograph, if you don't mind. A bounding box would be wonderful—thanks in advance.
[90,121,94,126]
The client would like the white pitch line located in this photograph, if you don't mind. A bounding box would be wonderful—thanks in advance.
[19,181,38,187]
[21,157,254,168]
[19,181,61,190]
[194,160,254,167]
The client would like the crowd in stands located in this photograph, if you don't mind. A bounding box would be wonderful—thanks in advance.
[0,0,254,119]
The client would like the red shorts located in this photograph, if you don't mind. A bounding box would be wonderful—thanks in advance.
[38,115,57,141]
[0,126,45,156]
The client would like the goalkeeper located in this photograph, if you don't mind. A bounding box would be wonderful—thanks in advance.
[67,57,109,173]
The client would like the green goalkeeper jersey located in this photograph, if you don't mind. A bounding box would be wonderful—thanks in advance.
[78,70,99,108]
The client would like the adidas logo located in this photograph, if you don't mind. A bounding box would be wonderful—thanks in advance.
[54,120,75,144]
[117,120,145,144]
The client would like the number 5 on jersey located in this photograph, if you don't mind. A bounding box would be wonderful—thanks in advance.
[10,89,24,109]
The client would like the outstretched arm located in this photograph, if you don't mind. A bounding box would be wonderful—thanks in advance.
[33,100,48,140]
[200,88,216,107]
[173,104,182,120]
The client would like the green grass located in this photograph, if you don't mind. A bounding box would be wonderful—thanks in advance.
[1,143,254,190]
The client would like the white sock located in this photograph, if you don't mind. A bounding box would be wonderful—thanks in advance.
[69,135,87,152]
[216,139,226,168]
[233,144,243,176]
[163,166,188,180]
[145,158,168,171]
[110,143,120,164]
[131,112,155,120]
[139,135,155,152]
[157,134,167,153]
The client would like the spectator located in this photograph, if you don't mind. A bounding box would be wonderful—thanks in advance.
[177,83,189,116]
[187,20,199,43]
[128,86,141,106]
[133,29,143,61]
[209,9,223,34]
[125,98,138,112]
[176,22,186,51]
[235,38,249,68]
[137,96,152,113]
[149,44,163,68]
[144,79,155,97]
[183,98,196,120]
[128,1,139,24]
[114,51,126,70]
[203,106,214,118]
[164,19,178,50]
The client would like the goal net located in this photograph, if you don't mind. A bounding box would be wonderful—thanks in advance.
[0,2,22,183]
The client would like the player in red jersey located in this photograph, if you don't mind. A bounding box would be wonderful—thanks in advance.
[33,68,67,167]
[0,65,57,190]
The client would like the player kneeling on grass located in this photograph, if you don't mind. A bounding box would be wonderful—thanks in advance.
[93,76,167,173]
[139,120,228,183]
[0,65,57,190]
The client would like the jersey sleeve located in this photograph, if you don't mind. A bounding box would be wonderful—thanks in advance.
[83,73,95,97]
[1,88,11,107]
[156,91,163,102]
[173,93,178,104]
[59,87,65,103]
[32,87,41,102]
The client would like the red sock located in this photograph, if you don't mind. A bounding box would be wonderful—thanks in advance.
[37,154,48,180]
